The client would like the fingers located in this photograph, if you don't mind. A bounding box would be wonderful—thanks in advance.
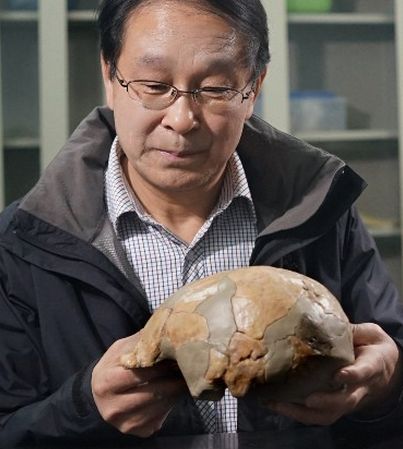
[335,323,398,385]
[269,323,403,426]
[100,376,186,435]
[305,384,365,412]
[111,332,142,357]
[116,405,173,437]
[269,401,341,426]
[95,366,181,398]
[93,333,183,394]
[350,322,385,346]
[114,362,183,393]
[335,351,377,385]
[268,384,367,426]
[92,334,187,438]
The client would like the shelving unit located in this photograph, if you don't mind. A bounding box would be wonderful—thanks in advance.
[0,10,37,21]
[0,1,40,206]
[0,0,101,206]
[0,0,402,291]
[261,0,403,292]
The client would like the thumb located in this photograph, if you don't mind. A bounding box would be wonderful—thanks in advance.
[117,331,144,368]
[351,322,384,347]
[335,323,388,384]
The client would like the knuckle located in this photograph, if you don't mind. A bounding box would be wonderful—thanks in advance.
[364,322,383,337]
[120,419,155,437]
[119,420,136,435]
[366,322,382,333]
[102,404,122,423]
[109,337,128,352]
[132,427,156,438]
[92,373,112,398]
[91,379,106,398]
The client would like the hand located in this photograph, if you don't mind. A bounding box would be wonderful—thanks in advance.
[267,323,403,425]
[91,332,187,437]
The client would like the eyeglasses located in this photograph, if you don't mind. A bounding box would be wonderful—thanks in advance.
[115,69,254,112]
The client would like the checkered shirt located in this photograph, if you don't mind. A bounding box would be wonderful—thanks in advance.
[104,137,258,433]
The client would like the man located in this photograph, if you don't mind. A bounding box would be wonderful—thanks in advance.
[0,0,403,446]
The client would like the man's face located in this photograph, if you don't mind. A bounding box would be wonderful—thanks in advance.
[102,1,264,196]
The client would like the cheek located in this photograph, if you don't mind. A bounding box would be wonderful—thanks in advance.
[207,112,246,156]
[113,102,158,150]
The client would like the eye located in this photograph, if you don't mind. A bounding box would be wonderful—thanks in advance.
[135,81,173,95]
[200,86,238,101]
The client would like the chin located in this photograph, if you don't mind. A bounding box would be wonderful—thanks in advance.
[150,173,215,194]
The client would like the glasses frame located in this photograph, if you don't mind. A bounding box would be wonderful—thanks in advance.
[115,68,255,111]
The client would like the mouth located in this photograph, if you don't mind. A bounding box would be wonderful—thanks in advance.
[152,148,203,159]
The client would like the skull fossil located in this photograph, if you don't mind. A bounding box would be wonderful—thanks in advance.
[121,266,354,403]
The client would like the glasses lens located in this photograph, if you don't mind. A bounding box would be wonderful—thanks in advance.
[128,81,176,110]
[125,80,245,112]
[200,87,239,101]
[198,88,242,112]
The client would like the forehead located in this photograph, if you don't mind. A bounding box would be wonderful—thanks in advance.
[119,1,247,71]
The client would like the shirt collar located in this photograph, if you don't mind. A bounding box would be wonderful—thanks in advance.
[105,136,255,234]
[104,137,143,235]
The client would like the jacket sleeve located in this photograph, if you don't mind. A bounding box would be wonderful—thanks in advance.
[339,206,403,348]
[0,279,115,447]
[333,206,403,432]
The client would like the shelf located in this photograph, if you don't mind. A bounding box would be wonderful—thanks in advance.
[370,228,401,239]
[363,212,400,240]
[0,11,37,22]
[294,129,398,143]
[0,10,98,23]
[68,10,97,23]
[288,13,394,25]
[3,137,40,149]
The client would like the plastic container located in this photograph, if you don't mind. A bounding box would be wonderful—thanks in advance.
[287,0,332,13]
[290,91,347,133]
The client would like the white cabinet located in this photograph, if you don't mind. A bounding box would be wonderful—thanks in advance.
[0,0,101,206]
[0,3,39,206]
[260,0,403,292]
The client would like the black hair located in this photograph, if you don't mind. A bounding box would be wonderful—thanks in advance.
[97,0,270,80]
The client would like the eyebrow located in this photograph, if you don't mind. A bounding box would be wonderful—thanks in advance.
[131,53,237,75]
[134,54,169,67]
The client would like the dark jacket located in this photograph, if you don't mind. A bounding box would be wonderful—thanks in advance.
[0,107,403,447]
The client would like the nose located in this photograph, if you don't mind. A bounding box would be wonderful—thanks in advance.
[160,94,200,135]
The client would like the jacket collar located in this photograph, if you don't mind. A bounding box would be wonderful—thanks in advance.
[16,106,365,245]
[19,107,115,243]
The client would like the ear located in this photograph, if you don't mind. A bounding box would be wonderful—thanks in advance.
[245,68,267,120]
[100,54,115,110]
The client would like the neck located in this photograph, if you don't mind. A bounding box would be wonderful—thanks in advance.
[122,160,224,244]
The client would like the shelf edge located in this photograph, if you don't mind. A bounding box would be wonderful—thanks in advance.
[3,137,40,149]
[288,13,394,25]
[0,11,38,22]
[294,129,398,142]
[68,10,97,22]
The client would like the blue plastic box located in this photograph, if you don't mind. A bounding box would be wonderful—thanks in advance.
[290,90,347,133]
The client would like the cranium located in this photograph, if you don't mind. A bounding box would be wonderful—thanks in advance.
[121,266,354,403]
